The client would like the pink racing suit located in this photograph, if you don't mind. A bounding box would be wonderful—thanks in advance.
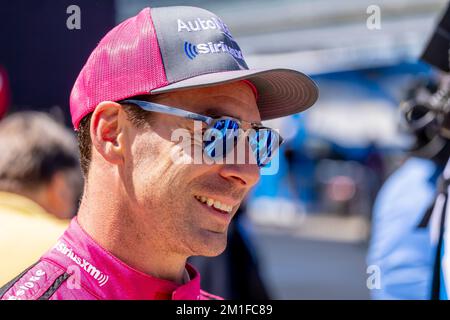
[0,218,222,300]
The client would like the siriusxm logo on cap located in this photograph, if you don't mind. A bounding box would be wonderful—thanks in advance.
[184,42,198,59]
[183,41,244,60]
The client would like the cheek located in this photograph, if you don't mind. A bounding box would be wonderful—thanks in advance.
[127,131,216,212]
[130,133,167,186]
[128,132,189,200]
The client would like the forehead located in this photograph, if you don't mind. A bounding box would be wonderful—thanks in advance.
[150,81,261,123]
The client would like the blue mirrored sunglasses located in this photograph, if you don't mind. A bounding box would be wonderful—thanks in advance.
[120,99,284,167]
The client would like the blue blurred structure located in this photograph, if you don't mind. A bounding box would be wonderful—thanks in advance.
[368,158,441,299]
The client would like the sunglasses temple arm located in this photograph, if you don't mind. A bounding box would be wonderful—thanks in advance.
[121,99,213,124]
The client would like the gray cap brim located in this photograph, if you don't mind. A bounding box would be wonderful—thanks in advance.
[151,68,319,120]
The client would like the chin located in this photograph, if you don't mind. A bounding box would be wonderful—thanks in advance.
[190,230,228,257]
[200,244,227,257]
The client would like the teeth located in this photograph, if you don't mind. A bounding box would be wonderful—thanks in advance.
[195,195,233,213]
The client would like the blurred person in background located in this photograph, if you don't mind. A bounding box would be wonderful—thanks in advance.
[0,111,82,286]
[367,78,450,299]
[413,3,450,300]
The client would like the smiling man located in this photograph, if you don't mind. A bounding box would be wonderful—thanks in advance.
[0,6,317,300]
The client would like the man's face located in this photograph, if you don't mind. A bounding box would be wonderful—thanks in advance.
[121,81,261,257]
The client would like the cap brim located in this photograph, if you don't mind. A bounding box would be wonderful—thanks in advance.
[151,68,318,120]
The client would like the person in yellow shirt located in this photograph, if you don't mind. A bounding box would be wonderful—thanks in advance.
[0,112,82,285]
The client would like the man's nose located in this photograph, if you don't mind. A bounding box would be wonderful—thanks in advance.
[218,162,260,188]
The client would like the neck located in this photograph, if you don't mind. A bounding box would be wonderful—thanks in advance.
[76,187,188,284]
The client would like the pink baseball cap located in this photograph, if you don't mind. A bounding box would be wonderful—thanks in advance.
[0,66,10,120]
[70,6,318,129]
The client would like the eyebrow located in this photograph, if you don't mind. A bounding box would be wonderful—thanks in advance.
[207,107,264,125]
[201,107,233,118]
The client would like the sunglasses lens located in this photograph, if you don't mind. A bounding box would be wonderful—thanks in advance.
[248,128,281,167]
[203,119,282,167]
[203,119,239,159]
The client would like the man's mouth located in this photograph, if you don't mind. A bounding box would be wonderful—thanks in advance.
[194,195,233,214]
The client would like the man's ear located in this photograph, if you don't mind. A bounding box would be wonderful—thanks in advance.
[90,101,127,165]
